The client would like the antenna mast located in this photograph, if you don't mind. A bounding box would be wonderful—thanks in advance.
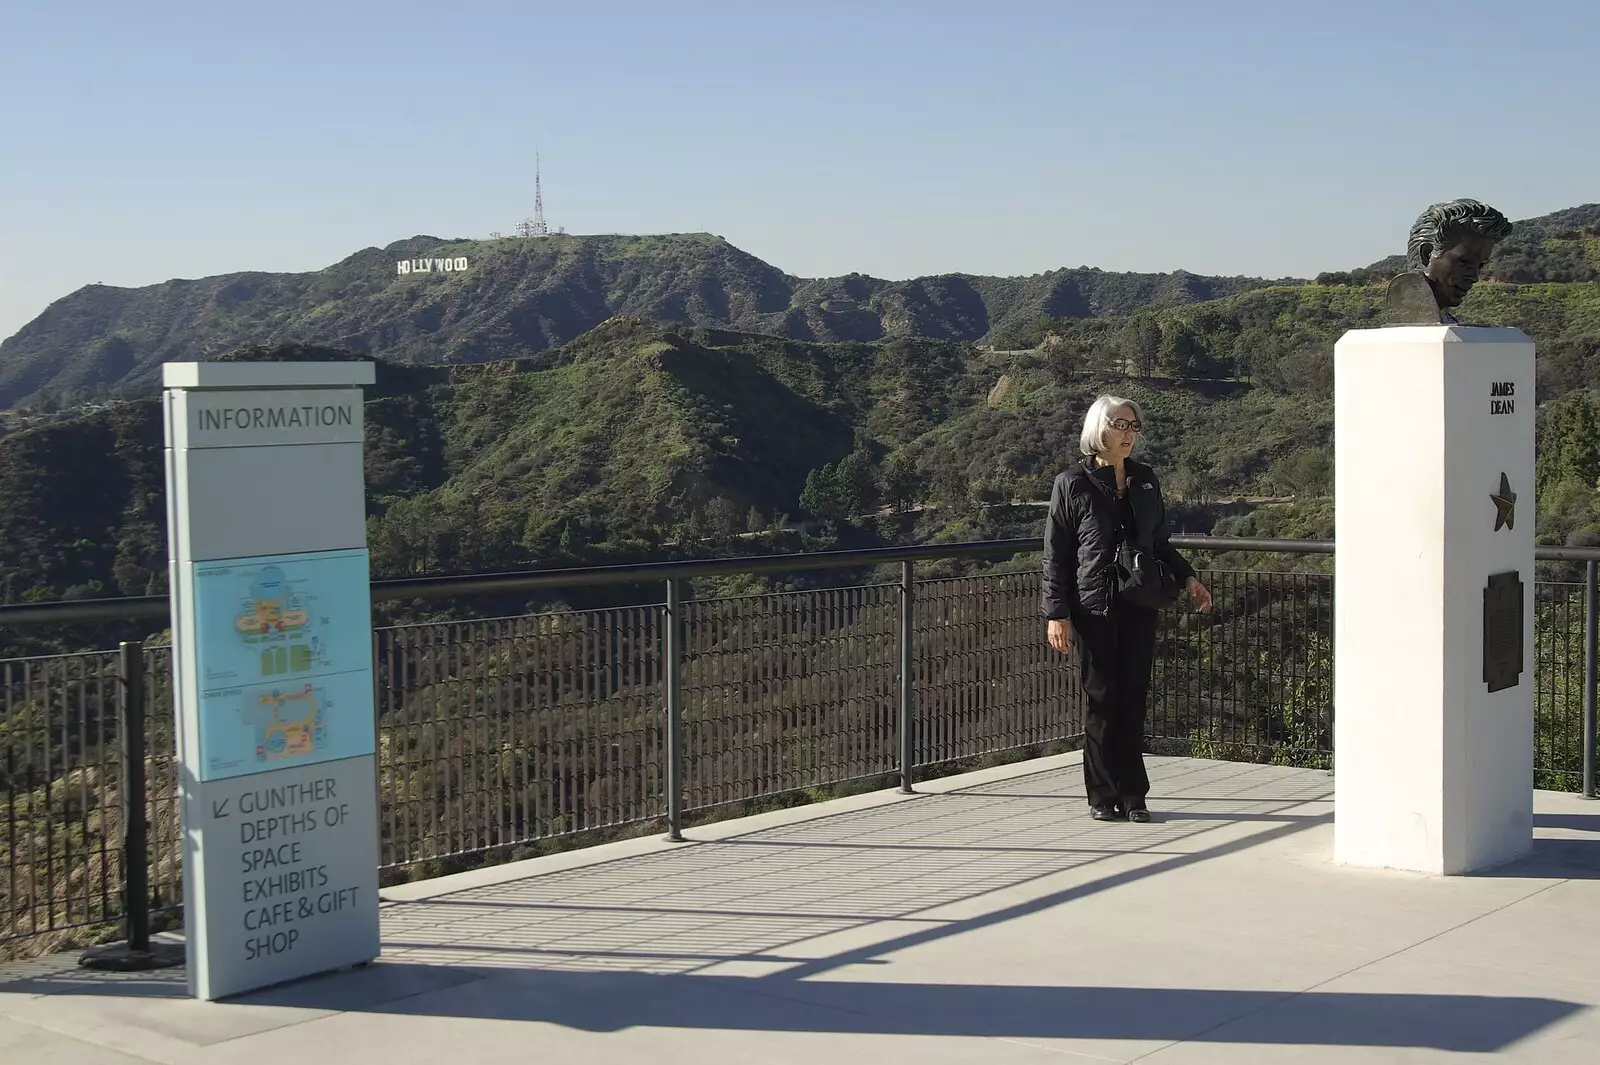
[515,153,550,238]
[534,152,547,234]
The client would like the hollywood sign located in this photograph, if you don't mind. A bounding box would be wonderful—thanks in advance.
[397,257,469,275]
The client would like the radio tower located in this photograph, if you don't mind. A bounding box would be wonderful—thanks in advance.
[515,153,550,238]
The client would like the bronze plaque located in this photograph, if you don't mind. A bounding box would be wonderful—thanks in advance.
[1483,571,1524,693]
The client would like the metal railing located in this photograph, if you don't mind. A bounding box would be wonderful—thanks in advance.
[1,535,1596,958]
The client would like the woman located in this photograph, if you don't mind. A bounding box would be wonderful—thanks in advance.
[1041,395,1212,822]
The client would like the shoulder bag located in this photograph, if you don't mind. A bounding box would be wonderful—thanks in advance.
[1115,538,1181,610]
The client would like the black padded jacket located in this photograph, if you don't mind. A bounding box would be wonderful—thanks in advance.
[1041,457,1195,619]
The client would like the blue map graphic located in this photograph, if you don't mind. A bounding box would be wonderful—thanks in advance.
[191,548,375,781]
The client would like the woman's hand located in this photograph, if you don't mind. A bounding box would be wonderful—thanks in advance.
[1047,618,1072,653]
[1186,576,1213,613]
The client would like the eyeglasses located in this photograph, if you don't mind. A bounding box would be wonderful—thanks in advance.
[1109,419,1142,432]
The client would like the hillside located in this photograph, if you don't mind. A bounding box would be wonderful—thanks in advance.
[1354,203,1600,284]
[0,233,1289,410]
[4,258,1596,617]
[0,323,981,607]
[2,201,1598,642]
[993,275,1600,400]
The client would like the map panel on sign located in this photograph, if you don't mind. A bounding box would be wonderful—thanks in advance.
[192,548,375,781]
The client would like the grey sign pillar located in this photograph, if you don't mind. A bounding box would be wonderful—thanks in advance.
[163,361,380,1001]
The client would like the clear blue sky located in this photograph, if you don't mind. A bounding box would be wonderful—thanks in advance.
[3,0,1596,342]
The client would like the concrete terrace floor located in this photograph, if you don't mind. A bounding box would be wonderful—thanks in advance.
[3,754,1599,1064]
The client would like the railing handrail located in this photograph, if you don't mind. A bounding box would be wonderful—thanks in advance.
[1,532,1591,628]
[0,535,1300,627]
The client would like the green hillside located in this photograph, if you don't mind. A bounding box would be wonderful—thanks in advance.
[5,268,1599,623]
[0,233,1289,410]
[4,204,1593,420]
[3,204,1600,648]
[991,276,1600,399]
[1354,203,1600,284]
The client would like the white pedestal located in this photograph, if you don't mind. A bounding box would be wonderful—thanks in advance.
[1333,325,1535,875]
[164,360,382,1000]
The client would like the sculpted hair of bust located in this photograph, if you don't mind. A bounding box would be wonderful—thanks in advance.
[1405,199,1513,308]
[1385,198,1513,324]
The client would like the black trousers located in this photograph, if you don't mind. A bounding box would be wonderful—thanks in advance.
[1073,603,1159,808]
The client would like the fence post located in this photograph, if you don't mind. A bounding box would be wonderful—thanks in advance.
[898,560,915,794]
[1585,561,1597,800]
[664,578,686,840]
[121,640,150,952]
[80,641,179,971]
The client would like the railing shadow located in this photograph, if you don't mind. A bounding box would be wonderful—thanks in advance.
[4,762,1328,994]
[368,760,1335,970]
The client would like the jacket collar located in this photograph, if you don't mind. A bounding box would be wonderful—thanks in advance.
[1082,456,1149,487]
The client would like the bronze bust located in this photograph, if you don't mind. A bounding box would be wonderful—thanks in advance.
[1385,199,1513,325]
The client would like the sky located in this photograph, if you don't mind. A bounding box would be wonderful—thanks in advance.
[2,0,1597,342]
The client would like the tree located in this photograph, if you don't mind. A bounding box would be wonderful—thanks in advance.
[1157,321,1205,377]
[704,496,744,545]
[1120,316,1162,377]
[371,494,449,574]
[931,464,976,518]
[800,465,848,524]
[1040,334,1088,382]
[1537,391,1600,502]
[1168,456,1217,504]
[880,452,926,514]
[1268,449,1334,498]
[673,506,707,548]
[1231,326,1284,383]
[1260,341,1333,399]
[834,449,877,514]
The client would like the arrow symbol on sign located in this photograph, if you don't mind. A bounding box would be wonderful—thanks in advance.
[211,798,230,819]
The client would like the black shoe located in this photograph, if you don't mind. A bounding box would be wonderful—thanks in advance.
[1123,800,1151,823]
[1090,803,1126,822]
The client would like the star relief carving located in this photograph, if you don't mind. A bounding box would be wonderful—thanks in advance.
[1491,472,1516,532]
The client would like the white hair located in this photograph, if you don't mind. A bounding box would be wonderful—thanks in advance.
[1078,394,1145,457]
